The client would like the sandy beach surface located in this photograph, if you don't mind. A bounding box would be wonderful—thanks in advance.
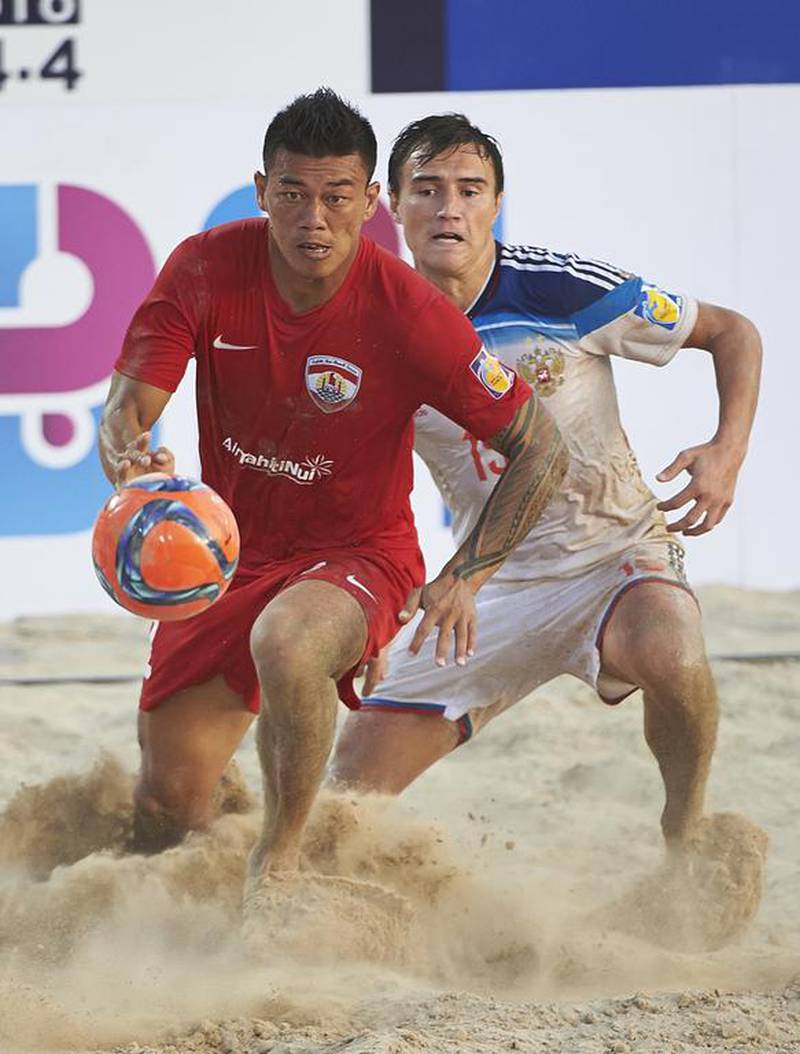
[0,586,798,1053]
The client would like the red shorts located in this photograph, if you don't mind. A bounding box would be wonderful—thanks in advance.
[140,546,424,714]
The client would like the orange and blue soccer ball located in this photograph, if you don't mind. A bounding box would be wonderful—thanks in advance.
[92,473,240,620]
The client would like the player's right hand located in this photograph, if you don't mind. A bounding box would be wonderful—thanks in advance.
[113,431,175,487]
[400,574,477,668]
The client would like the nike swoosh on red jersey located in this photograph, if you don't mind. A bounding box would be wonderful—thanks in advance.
[346,574,378,602]
[213,335,258,351]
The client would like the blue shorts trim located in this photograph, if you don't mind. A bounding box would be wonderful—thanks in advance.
[360,697,447,714]
[359,697,474,745]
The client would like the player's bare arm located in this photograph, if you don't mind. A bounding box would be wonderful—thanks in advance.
[455,393,569,581]
[657,302,762,535]
[99,370,176,486]
[405,393,569,664]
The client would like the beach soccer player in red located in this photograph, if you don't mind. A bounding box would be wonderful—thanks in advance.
[98,88,568,900]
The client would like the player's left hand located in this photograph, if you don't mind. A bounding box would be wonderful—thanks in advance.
[656,439,743,535]
[399,574,477,667]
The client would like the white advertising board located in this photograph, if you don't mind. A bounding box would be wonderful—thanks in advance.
[2,82,798,618]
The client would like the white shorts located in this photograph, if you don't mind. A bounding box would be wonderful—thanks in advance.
[359,540,694,742]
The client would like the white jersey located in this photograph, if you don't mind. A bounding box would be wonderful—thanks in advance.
[414,243,698,579]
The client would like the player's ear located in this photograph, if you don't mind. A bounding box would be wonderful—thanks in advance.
[389,190,400,222]
[364,180,381,221]
[493,191,504,222]
[254,171,268,212]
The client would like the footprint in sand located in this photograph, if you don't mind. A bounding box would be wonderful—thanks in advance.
[598,812,769,951]
[242,871,414,966]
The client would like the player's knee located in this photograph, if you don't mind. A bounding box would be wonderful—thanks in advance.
[636,635,713,700]
[134,783,183,823]
[133,770,212,846]
[132,785,190,854]
[618,593,707,694]
[250,614,316,695]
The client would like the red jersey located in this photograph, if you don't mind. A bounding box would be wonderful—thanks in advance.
[116,220,530,571]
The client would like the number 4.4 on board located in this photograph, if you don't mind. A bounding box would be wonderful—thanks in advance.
[0,37,82,90]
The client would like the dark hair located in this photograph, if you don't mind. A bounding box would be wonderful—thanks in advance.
[388,114,504,195]
[262,87,377,182]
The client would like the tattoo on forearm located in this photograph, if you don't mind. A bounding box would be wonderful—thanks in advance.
[453,396,569,581]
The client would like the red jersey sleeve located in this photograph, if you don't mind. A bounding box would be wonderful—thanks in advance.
[115,236,204,392]
[410,294,532,440]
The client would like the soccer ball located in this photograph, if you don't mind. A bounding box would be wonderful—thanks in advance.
[92,473,240,620]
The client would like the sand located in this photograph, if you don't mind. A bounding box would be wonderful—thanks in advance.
[0,585,798,1053]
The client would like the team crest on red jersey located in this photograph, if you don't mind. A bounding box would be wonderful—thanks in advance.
[305,355,363,413]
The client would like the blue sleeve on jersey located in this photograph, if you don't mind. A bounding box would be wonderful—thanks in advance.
[570,276,642,338]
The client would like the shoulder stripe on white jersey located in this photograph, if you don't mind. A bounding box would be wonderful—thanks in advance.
[502,245,630,285]
[503,243,631,277]
[501,245,630,286]
[500,256,617,291]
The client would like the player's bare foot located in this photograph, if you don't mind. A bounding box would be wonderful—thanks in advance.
[242,871,413,965]
[598,812,768,951]
[683,811,769,947]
